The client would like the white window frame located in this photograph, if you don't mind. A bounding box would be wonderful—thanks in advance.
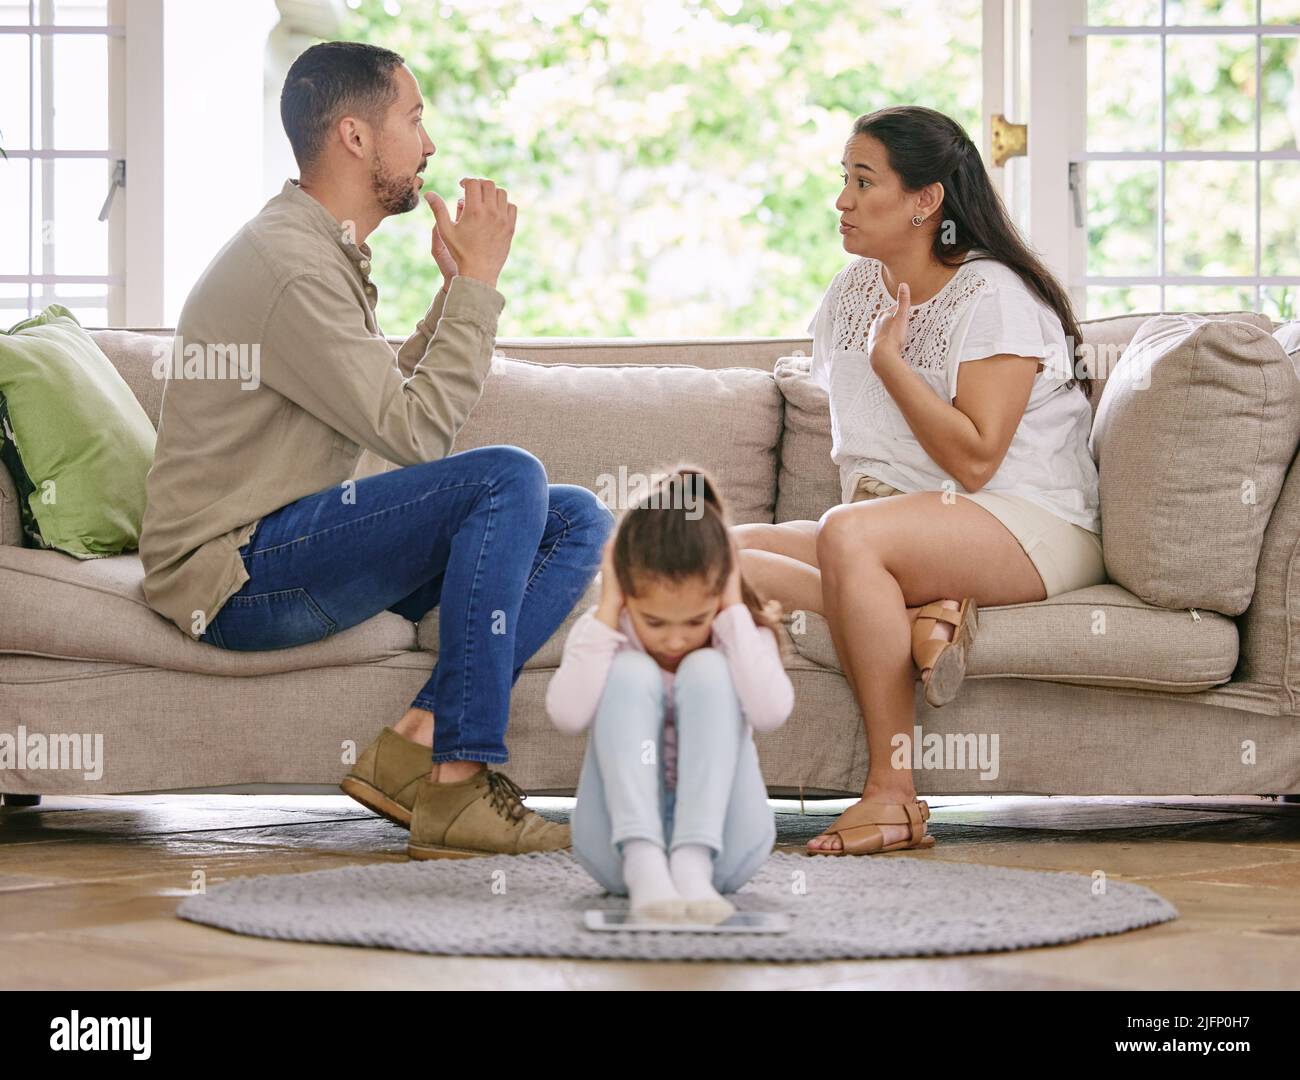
[0,0,163,327]
[1023,0,1300,316]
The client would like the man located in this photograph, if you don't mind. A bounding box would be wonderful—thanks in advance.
[139,41,613,858]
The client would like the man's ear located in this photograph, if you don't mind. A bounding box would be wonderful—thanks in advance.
[336,116,368,161]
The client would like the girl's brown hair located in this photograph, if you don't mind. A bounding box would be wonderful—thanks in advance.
[612,463,787,652]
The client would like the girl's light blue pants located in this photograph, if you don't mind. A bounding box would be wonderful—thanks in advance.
[570,647,776,896]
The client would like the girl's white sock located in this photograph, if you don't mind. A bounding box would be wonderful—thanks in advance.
[622,839,685,922]
[669,843,736,924]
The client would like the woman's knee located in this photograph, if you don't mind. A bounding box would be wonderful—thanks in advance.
[816,503,876,567]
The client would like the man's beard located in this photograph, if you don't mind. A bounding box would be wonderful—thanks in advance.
[371,149,420,215]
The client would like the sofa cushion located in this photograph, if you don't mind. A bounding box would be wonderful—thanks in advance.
[786,583,1237,692]
[1076,310,1274,423]
[773,354,841,523]
[0,307,157,557]
[1088,315,1300,616]
[89,329,171,429]
[0,546,418,674]
[362,354,784,525]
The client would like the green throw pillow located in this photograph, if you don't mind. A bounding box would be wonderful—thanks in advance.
[0,305,156,558]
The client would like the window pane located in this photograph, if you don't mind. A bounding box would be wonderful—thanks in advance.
[1166,0,1257,22]
[1261,36,1299,151]
[1261,162,1300,274]
[1165,285,1258,311]
[32,158,110,276]
[1261,287,1298,321]
[1086,162,1159,275]
[1087,35,1160,151]
[0,34,30,149]
[0,1,30,25]
[1263,1,1300,23]
[1166,35,1256,151]
[52,33,108,148]
[1165,161,1255,275]
[30,284,106,326]
[344,0,984,337]
[1086,286,1162,318]
[0,286,36,329]
[0,157,29,274]
[51,0,108,24]
[1087,0,1160,24]
[40,282,108,324]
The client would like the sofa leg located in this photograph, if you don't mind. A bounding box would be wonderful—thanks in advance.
[0,793,41,806]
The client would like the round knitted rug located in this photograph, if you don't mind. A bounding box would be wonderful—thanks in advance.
[176,851,1178,961]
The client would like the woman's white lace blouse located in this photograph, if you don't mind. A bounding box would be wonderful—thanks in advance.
[806,250,1101,534]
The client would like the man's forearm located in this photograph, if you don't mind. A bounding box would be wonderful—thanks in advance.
[395,282,454,378]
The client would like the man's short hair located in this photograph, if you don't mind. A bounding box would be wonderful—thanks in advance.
[281,41,406,171]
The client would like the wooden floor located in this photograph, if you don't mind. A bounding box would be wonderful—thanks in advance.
[2,793,1298,990]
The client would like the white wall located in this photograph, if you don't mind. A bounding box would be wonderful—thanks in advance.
[162,0,282,323]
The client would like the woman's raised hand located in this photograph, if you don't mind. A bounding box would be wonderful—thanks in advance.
[870,280,911,374]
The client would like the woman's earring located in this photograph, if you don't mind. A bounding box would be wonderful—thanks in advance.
[912,214,925,227]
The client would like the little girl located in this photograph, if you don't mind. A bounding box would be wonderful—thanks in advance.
[545,465,795,924]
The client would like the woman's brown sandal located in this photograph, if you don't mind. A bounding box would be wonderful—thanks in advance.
[806,799,935,856]
[912,598,979,708]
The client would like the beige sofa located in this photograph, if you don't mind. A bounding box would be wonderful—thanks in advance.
[3,310,1299,802]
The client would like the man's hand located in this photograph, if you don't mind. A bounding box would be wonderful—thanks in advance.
[425,178,516,292]
[432,196,463,293]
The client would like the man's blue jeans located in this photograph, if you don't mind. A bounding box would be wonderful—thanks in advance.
[199,444,614,765]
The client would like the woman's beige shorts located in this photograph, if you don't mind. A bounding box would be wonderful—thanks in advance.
[848,474,1106,599]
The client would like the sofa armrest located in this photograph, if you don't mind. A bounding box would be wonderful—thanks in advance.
[0,459,21,547]
[1237,450,1300,714]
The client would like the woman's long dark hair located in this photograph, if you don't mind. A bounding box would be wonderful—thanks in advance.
[852,105,1091,399]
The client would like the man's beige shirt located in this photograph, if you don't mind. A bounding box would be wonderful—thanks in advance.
[139,178,505,638]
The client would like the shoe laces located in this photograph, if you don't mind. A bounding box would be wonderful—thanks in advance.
[484,770,528,822]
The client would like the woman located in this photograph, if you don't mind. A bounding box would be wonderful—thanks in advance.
[734,105,1104,856]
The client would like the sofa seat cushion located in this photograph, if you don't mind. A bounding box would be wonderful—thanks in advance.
[0,546,418,674]
[785,583,1238,692]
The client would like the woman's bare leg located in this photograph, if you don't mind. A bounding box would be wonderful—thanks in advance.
[810,493,1047,852]
[732,520,962,696]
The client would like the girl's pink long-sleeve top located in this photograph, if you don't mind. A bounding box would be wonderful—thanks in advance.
[545,602,795,788]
